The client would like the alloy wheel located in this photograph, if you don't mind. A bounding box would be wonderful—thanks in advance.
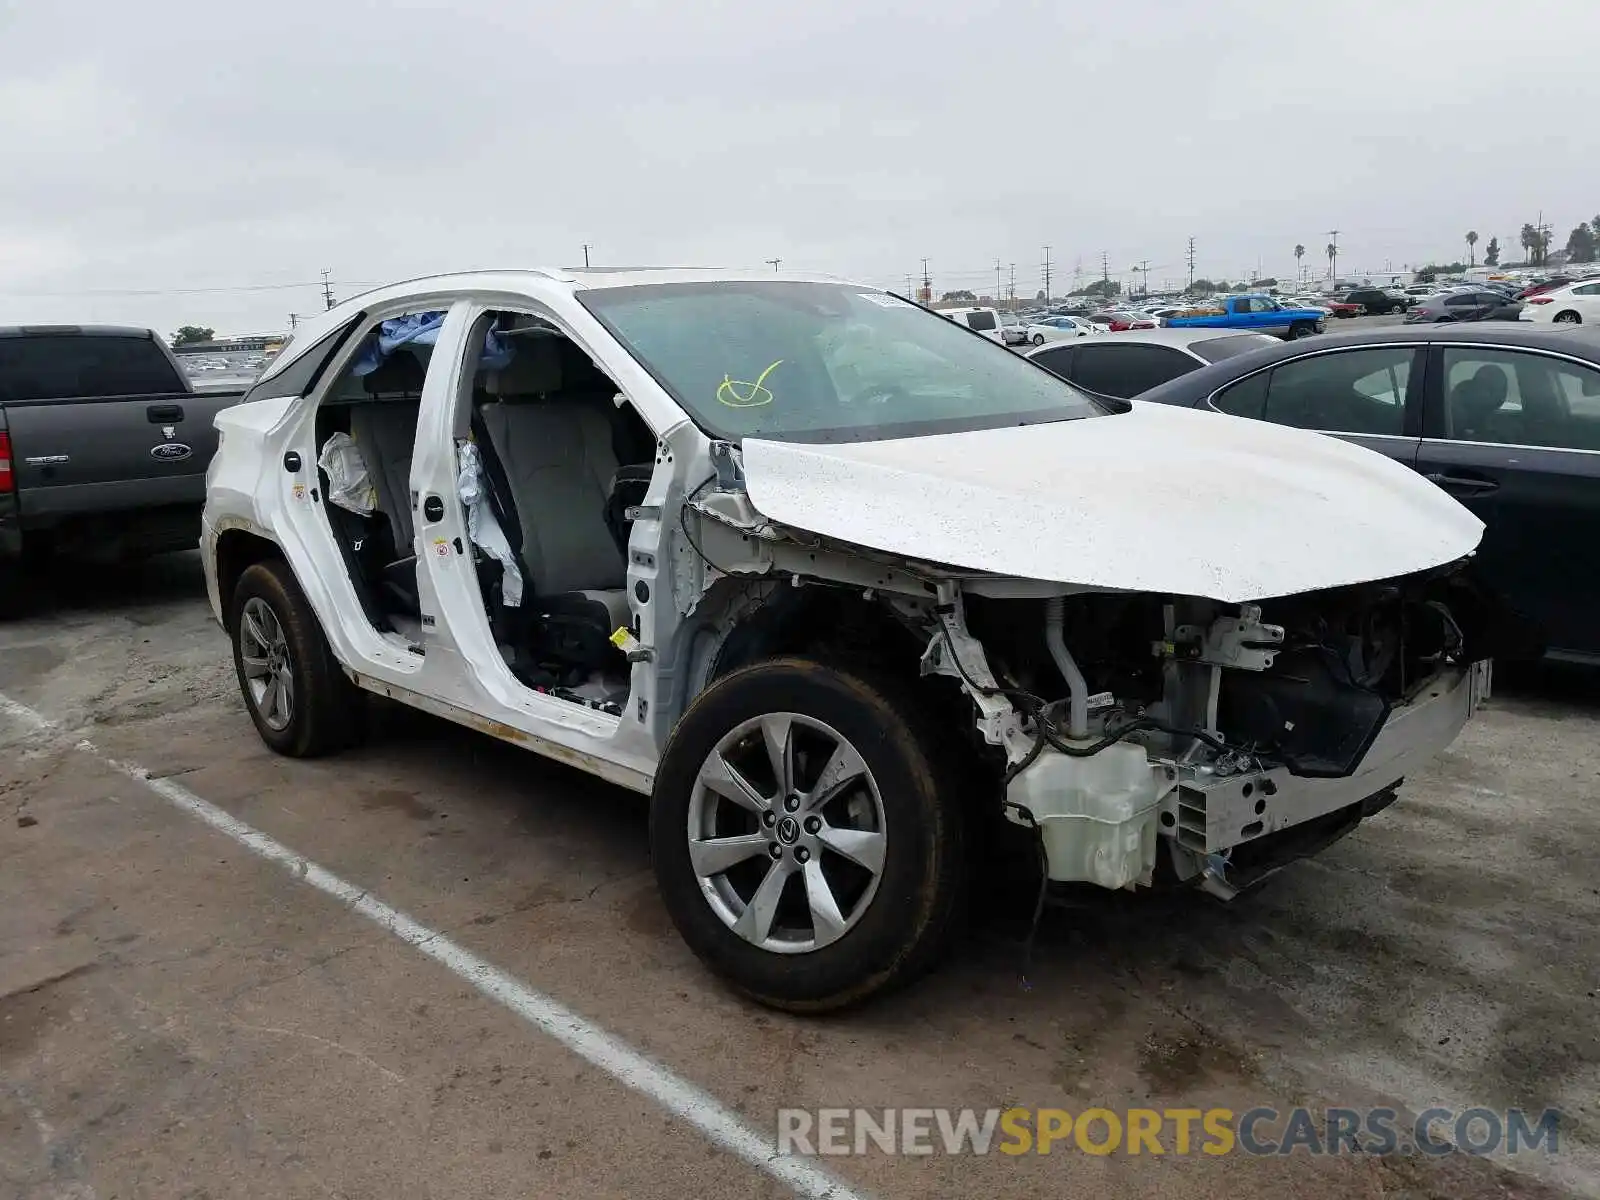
[687,712,887,954]
[239,596,295,731]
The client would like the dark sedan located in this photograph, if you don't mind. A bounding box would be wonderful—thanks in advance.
[1135,324,1600,663]
[1405,290,1524,324]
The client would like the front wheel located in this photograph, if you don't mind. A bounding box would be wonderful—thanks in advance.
[1031,333,1045,345]
[1286,321,1317,340]
[229,559,362,757]
[650,659,966,1012]
[1555,310,1582,325]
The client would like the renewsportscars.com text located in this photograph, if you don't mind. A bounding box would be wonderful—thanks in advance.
[776,1106,1562,1158]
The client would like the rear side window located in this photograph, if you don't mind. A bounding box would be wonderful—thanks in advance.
[245,319,361,402]
[1260,348,1413,435]
[1029,345,1077,379]
[1072,344,1197,398]
[0,334,183,401]
[1213,371,1269,419]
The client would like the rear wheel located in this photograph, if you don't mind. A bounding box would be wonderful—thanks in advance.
[650,658,965,1012]
[1286,321,1317,340]
[1555,310,1582,325]
[1031,333,1045,345]
[229,560,362,757]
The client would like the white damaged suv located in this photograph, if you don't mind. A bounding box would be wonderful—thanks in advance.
[203,269,1493,1011]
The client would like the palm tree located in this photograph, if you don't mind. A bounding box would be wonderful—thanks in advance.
[1326,241,1338,280]
[1465,230,1478,266]
[1294,243,1305,283]
[1520,224,1538,266]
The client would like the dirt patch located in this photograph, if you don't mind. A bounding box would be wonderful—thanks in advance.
[360,788,436,821]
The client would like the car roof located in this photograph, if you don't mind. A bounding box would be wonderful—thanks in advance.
[1027,327,1276,353]
[1136,323,1600,405]
[263,267,868,375]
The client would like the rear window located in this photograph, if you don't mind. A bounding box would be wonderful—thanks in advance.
[0,334,183,401]
[963,310,997,331]
[1191,334,1280,364]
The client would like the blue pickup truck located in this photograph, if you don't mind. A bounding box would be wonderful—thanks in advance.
[1162,294,1326,340]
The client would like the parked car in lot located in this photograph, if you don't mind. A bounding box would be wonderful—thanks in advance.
[1340,288,1409,315]
[0,325,244,613]
[941,306,1006,342]
[1136,324,1600,663]
[1326,299,1364,319]
[1405,291,1524,324]
[1519,279,1600,326]
[1024,315,1098,343]
[1163,294,1327,339]
[1086,309,1157,332]
[1025,328,1279,397]
[203,270,1493,1010]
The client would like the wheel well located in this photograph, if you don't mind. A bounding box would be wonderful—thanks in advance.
[1557,309,1581,321]
[711,587,925,682]
[215,530,283,625]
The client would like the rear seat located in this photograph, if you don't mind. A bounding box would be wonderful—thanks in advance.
[348,351,425,612]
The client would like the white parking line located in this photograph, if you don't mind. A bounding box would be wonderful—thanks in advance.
[0,690,868,1200]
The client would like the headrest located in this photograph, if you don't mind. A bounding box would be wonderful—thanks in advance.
[486,337,562,398]
[363,350,425,395]
[1455,366,1509,429]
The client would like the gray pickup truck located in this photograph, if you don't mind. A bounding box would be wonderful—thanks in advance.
[0,325,244,612]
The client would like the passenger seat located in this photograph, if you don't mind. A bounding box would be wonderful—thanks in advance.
[478,338,630,660]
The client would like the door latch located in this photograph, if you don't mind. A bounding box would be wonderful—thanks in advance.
[422,495,445,522]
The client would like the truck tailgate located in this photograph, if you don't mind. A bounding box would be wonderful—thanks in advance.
[4,390,243,517]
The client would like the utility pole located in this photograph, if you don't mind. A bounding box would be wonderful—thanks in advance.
[1100,250,1110,287]
[1186,237,1197,290]
[1008,263,1016,309]
[582,243,591,268]
[921,258,932,301]
[1042,245,1053,303]
[766,258,781,272]
[1133,259,1151,296]
[904,273,914,297]
[288,313,299,330]
[320,268,336,310]
[995,259,1003,307]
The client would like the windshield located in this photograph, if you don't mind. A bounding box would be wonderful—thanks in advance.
[578,281,1106,443]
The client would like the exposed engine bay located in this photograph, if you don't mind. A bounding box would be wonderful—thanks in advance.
[922,568,1496,897]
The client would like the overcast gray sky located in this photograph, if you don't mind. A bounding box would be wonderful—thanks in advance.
[2,0,1597,334]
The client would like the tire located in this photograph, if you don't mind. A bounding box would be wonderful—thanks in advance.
[650,658,966,1012]
[228,559,362,757]
[1031,333,1045,345]
[1555,310,1582,325]
[1286,321,1317,340]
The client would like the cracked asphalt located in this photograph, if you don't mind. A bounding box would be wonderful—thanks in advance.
[1,553,1597,1199]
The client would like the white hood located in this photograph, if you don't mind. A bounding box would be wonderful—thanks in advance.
[740,402,1484,603]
